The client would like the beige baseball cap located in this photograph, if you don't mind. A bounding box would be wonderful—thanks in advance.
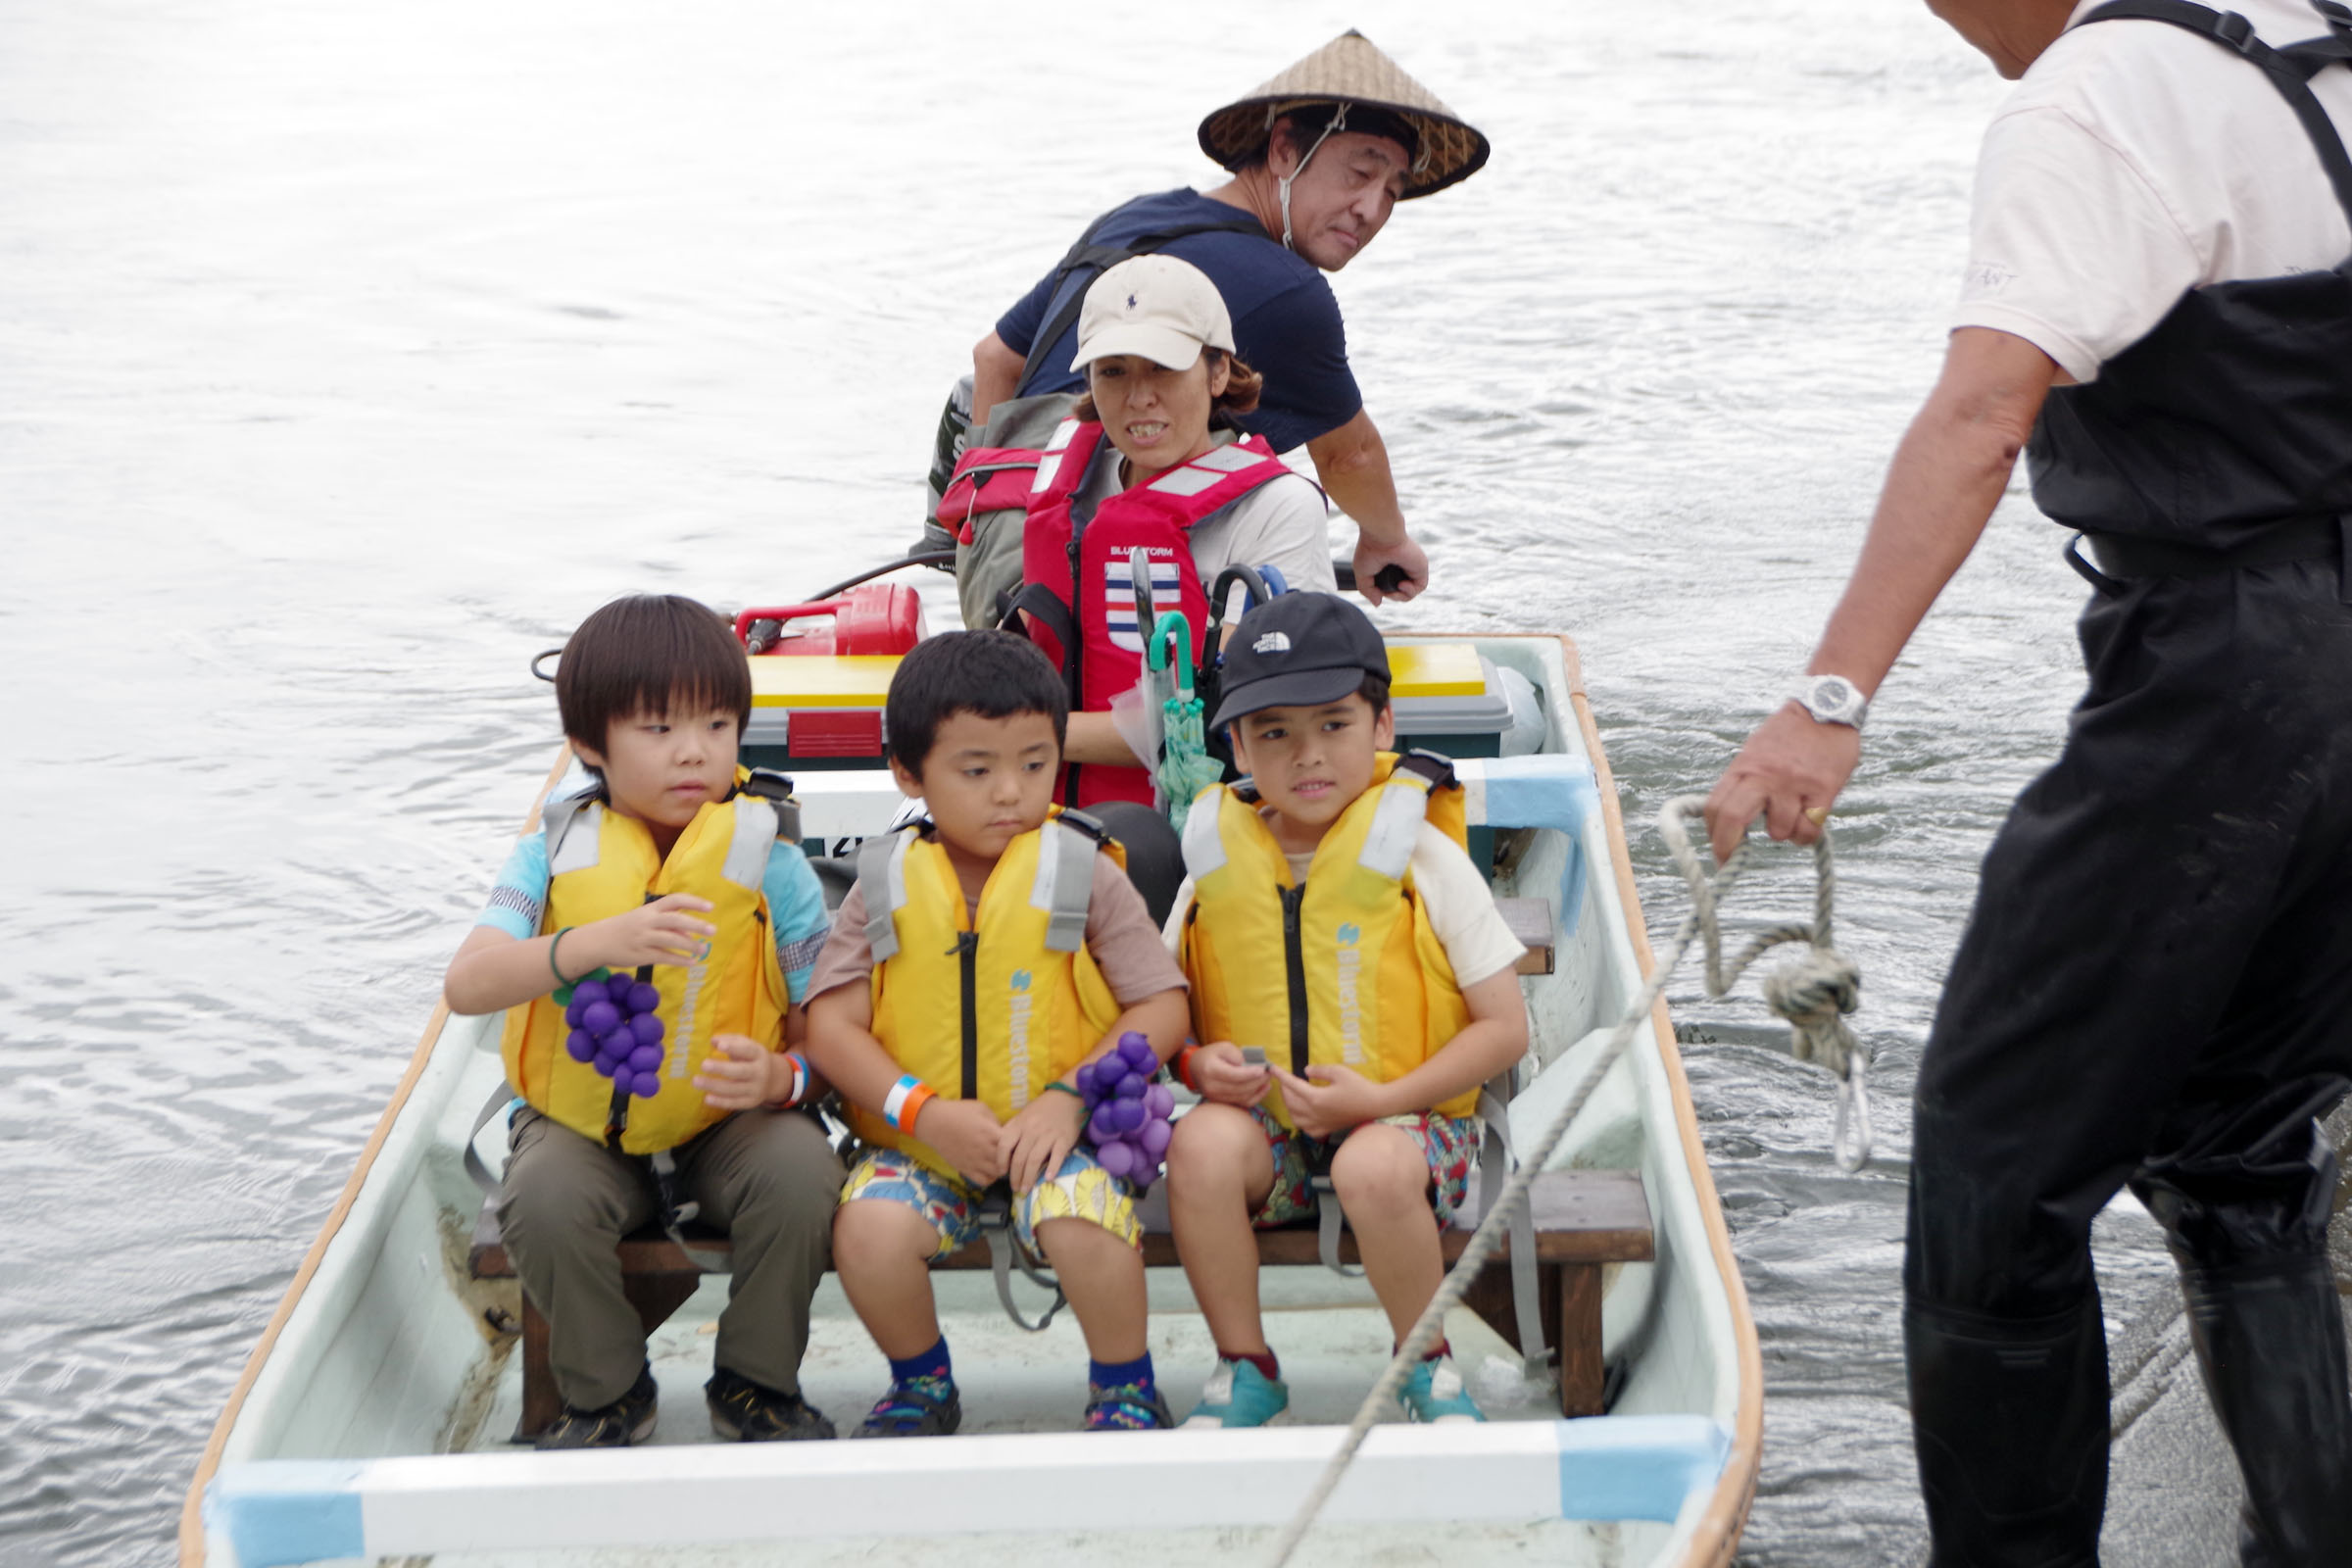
[1070,255,1237,374]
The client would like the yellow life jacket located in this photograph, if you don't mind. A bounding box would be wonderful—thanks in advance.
[850,809,1125,1177]
[499,771,799,1154]
[1179,751,1476,1130]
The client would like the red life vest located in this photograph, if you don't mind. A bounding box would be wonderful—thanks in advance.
[1012,418,1294,808]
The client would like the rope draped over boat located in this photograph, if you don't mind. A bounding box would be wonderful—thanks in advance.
[1261,796,1865,1568]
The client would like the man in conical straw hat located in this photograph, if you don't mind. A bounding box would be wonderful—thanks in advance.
[960,30,1487,612]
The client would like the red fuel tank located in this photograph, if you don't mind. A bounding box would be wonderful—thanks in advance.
[736,583,925,657]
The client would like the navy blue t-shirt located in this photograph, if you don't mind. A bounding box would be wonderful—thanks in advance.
[995,189,1362,455]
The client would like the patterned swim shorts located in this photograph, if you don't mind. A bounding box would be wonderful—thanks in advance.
[1247,1105,1482,1230]
[839,1145,1143,1259]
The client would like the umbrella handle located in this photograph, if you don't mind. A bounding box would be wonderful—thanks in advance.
[1148,612,1195,697]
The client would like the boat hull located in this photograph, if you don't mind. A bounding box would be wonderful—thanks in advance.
[184,634,1760,1568]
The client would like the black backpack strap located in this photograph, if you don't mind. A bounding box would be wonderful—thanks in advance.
[2079,2,2352,224]
[1003,582,1084,706]
[1015,210,1272,390]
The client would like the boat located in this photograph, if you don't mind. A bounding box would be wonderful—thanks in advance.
[179,592,1762,1568]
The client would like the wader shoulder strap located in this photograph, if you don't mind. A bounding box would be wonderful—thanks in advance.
[1017,213,1273,389]
[2079,1,2352,222]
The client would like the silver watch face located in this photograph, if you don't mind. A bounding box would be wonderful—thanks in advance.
[1797,675,1868,727]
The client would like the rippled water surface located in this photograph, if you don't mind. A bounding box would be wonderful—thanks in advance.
[0,3,2176,1564]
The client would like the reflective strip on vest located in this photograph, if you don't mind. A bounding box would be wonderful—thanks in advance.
[858,829,912,962]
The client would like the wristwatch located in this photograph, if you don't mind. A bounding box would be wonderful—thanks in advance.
[1789,673,1870,729]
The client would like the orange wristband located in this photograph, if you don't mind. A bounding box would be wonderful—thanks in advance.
[884,1074,935,1134]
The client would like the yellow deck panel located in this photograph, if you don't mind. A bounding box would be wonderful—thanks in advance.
[746,644,1485,708]
[748,655,899,709]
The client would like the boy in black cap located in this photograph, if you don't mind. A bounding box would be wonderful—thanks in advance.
[1158,594,1530,1427]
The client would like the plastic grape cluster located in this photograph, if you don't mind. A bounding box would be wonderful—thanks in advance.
[563,971,666,1100]
[1076,1031,1176,1186]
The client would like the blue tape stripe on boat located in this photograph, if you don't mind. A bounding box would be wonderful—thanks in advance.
[1553,1414,1732,1522]
[206,1461,368,1567]
[1467,754,1599,940]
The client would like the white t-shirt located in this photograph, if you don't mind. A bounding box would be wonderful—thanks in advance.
[1161,820,1531,992]
[1072,435,1339,614]
[1953,0,2352,382]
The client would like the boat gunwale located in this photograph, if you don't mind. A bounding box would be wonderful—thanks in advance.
[177,743,577,1567]
[181,630,1761,1567]
[1553,632,1763,1565]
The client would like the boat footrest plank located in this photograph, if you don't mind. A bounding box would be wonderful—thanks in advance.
[466,1166,1653,1437]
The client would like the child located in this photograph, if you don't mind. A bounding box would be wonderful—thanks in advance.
[1161,593,1531,1427]
[443,593,845,1448]
[803,630,1191,1435]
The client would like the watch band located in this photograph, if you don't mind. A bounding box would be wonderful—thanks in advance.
[1790,673,1870,729]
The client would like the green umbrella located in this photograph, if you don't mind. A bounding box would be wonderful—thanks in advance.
[1149,611,1224,830]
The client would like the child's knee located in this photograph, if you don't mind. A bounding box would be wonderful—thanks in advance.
[832,1195,935,1267]
[1329,1125,1429,1212]
[1034,1212,1142,1264]
[731,1119,848,1227]
[1167,1103,1265,1188]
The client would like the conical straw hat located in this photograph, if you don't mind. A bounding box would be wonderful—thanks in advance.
[1197,29,1489,200]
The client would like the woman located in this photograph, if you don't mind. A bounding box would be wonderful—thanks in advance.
[948,253,1336,815]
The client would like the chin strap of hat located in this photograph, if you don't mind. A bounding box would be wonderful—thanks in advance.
[1273,101,1352,251]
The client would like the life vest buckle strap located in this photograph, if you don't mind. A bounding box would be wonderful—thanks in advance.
[645,1149,731,1273]
[977,1185,1067,1332]
[1308,1175,1367,1278]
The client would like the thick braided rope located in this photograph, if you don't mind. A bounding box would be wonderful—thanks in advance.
[1663,802,1868,1168]
[1260,798,1864,1568]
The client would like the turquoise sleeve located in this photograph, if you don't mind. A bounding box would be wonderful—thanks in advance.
[763,844,835,1004]
[477,832,551,941]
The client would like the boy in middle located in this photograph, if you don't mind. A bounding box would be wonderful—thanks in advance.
[804,630,1192,1436]
[1162,592,1532,1428]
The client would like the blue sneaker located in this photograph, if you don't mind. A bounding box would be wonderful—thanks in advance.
[1398,1356,1485,1424]
[1182,1357,1290,1429]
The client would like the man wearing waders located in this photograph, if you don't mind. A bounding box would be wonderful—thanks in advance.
[1704,0,2352,1562]
[934,31,1488,627]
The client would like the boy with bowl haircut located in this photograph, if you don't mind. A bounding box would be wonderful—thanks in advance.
[1161,593,1531,1428]
[443,593,845,1448]
[803,630,1192,1436]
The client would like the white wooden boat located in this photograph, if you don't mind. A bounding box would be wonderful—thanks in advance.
[181,630,1761,1568]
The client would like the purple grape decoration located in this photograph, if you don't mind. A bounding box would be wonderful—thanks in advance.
[1074,1033,1175,1189]
[564,967,670,1100]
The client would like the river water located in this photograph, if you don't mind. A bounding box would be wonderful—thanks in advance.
[0,2,2216,1564]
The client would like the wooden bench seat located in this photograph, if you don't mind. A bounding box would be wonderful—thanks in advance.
[467,1165,1651,1437]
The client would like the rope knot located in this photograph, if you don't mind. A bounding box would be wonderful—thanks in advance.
[1762,947,1862,1077]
